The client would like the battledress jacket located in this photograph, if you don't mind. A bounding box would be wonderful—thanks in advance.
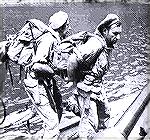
[24,27,63,121]
[67,33,113,93]
[31,28,61,65]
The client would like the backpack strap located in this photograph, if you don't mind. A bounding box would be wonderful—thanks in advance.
[3,42,14,87]
[28,22,38,55]
[19,65,23,82]
[7,63,14,87]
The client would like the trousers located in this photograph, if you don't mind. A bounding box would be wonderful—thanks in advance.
[24,73,60,139]
[77,88,97,139]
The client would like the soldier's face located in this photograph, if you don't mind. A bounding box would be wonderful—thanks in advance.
[105,24,122,45]
[64,20,72,36]
[60,20,71,39]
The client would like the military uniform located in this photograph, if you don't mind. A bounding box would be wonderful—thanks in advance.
[24,11,70,139]
[67,32,112,138]
[24,29,61,139]
[66,13,122,138]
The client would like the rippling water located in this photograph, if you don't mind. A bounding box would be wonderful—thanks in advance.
[0,2,150,139]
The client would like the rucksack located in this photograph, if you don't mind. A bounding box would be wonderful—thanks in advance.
[6,19,49,67]
[53,31,94,70]
[2,19,50,85]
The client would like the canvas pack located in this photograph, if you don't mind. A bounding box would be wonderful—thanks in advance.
[6,19,49,67]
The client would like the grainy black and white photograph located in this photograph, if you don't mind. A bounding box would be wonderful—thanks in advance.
[0,0,150,139]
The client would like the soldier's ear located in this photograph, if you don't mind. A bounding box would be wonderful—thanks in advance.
[102,28,108,36]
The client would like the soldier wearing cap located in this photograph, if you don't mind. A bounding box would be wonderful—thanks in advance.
[24,11,71,139]
[49,11,71,40]
[67,14,122,138]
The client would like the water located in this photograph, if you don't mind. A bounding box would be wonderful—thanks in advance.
[0,2,150,139]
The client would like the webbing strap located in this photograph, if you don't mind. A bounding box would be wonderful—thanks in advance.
[28,22,38,54]
[8,64,14,87]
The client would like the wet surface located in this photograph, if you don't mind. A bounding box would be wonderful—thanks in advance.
[0,2,150,139]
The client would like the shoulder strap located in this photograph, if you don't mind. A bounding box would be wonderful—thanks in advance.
[28,22,39,55]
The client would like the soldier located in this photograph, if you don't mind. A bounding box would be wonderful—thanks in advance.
[67,14,122,138]
[24,11,71,139]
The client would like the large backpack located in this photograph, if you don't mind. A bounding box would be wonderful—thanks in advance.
[6,19,49,67]
[53,31,94,70]
[1,19,51,85]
